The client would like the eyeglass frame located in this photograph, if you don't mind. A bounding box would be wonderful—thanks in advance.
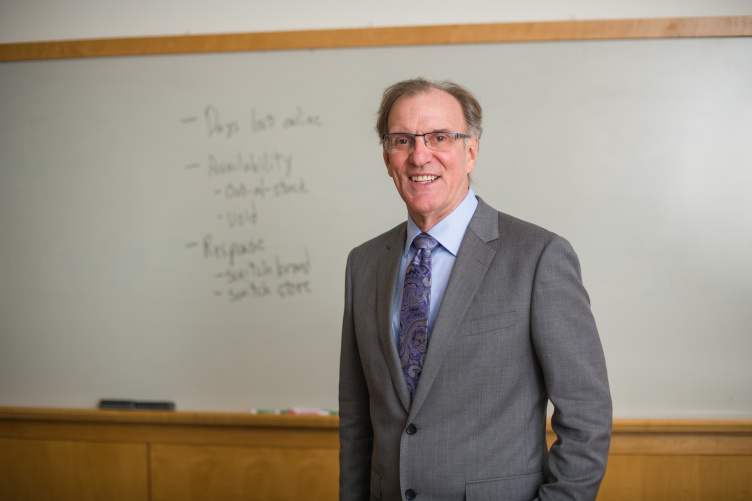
[381,132,472,151]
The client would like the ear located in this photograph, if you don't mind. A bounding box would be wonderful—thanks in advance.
[466,137,479,174]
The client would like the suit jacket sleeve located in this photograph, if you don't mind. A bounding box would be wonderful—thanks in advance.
[339,249,373,500]
[531,235,612,500]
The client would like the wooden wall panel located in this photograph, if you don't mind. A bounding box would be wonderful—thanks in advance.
[150,444,338,501]
[1,408,750,500]
[599,455,752,501]
[0,438,148,501]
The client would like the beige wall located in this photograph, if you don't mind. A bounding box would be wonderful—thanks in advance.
[2,0,752,43]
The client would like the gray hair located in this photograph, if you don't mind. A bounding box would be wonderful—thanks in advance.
[376,78,483,139]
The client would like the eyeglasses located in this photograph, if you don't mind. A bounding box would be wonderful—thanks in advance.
[381,132,471,151]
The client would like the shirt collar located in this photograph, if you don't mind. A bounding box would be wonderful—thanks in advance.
[404,187,478,257]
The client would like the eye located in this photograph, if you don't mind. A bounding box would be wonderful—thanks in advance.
[431,133,450,143]
[391,134,414,148]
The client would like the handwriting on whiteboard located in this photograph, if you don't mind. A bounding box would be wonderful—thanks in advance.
[181,104,320,303]
[200,104,323,139]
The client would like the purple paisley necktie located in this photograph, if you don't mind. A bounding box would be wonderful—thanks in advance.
[398,233,438,401]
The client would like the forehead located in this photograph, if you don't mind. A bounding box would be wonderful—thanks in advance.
[387,88,466,132]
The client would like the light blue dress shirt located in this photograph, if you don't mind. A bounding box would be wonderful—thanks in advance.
[392,187,479,345]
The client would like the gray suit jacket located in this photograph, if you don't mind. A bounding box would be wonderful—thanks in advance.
[339,197,612,501]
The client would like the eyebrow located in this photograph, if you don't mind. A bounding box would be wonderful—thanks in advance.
[388,129,452,134]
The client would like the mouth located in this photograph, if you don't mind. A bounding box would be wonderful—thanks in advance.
[410,175,438,184]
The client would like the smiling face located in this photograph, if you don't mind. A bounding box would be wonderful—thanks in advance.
[383,88,478,231]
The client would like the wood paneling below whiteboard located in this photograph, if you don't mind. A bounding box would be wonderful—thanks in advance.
[1,408,750,500]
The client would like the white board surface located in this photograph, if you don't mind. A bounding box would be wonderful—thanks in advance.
[1,37,750,417]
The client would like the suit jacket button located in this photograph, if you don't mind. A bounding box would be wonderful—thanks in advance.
[406,424,417,435]
[405,489,417,499]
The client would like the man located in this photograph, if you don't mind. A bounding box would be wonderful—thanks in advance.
[339,78,611,501]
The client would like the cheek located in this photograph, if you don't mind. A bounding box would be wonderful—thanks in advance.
[386,156,405,178]
[386,163,399,180]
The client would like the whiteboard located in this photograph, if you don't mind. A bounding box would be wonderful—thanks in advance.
[1,37,750,417]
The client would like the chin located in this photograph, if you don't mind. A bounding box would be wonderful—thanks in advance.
[405,200,438,215]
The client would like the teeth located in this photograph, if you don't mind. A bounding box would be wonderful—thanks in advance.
[411,175,438,183]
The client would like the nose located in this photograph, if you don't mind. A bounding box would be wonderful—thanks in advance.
[409,136,432,165]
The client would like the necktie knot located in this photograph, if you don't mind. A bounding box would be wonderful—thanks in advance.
[413,233,438,252]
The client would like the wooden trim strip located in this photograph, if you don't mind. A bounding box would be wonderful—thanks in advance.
[0,407,338,429]
[2,408,751,433]
[608,419,752,456]
[611,419,752,434]
[608,433,752,456]
[1,16,750,62]
[2,408,751,454]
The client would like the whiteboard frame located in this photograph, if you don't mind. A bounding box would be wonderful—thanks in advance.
[1,16,751,62]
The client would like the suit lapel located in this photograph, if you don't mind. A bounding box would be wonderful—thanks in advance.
[375,223,412,411]
[409,198,499,417]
